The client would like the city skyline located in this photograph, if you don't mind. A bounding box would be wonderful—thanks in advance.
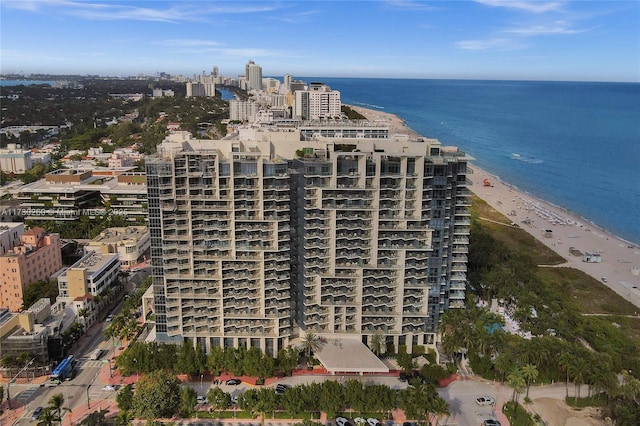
[1,0,638,82]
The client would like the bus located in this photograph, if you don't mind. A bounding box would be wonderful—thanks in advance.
[50,355,75,382]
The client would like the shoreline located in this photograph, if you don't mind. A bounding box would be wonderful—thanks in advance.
[347,104,640,308]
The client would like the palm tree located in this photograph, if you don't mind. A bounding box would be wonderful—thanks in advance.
[114,410,133,426]
[36,407,57,426]
[558,351,574,399]
[369,331,386,356]
[46,392,71,425]
[506,368,526,420]
[521,363,538,399]
[301,331,320,360]
[77,307,89,335]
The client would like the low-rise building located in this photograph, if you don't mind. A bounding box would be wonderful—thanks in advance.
[56,250,121,327]
[0,227,63,312]
[87,226,150,268]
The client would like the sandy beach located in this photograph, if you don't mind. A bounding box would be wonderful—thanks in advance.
[348,104,640,309]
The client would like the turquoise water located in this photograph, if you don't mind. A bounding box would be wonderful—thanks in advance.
[308,78,640,245]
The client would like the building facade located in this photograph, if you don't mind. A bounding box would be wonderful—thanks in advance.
[294,83,341,120]
[0,144,32,173]
[146,126,470,355]
[0,228,63,312]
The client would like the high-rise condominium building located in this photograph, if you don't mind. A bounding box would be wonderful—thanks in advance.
[294,83,342,120]
[147,125,470,355]
[247,63,263,92]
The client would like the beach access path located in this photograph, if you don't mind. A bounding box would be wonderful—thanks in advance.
[347,104,640,309]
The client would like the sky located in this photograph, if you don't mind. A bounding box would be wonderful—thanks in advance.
[1,0,639,82]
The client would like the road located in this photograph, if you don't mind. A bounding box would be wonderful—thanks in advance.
[7,281,133,425]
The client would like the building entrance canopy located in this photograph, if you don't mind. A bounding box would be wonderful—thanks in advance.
[313,337,389,374]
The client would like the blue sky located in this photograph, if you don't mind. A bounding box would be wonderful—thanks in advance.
[1,0,639,82]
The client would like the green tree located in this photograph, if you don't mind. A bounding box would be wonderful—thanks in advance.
[207,387,230,417]
[396,351,417,373]
[47,392,71,425]
[114,410,134,426]
[301,331,320,360]
[521,363,539,399]
[318,381,345,419]
[276,346,299,376]
[132,369,181,419]
[79,410,109,426]
[77,307,90,334]
[116,384,134,411]
[178,386,197,418]
[345,379,366,415]
[507,368,526,420]
[254,387,278,420]
[36,407,57,426]
[369,331,386,356]
[399,383,446,424]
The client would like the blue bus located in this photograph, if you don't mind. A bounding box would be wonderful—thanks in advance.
[50,355,75,382]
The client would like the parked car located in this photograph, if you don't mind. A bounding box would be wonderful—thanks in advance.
[106,314,114,322]
[32,407,43,420]
[196,395,208,404]
[336,417,353,426]
[354,418,366,425]
[483,420,501,426]
[476,396,495,406]
[103,385,116,391]
[275,383,291,395]
[367,419,380,426]
[226,378,241,385]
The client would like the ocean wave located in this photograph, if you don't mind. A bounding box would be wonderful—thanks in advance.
[352,101,385,109]
[510,153,543,164]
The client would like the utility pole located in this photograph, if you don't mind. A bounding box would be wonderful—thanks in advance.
[7,358,34,409]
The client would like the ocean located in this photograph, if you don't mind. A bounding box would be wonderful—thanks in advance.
[305,78,640,245]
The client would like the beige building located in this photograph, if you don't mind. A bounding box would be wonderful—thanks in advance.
[87,226,150,267]
[56,250,121,327]
[146,123,471,356]
[0,227,63,312]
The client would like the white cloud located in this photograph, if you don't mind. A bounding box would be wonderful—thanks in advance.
[474,0,564,13]
[505,20,590,35]
[456,37,525,50]
[2,1,284,23]
[158,39,223,47]
[382,0,440,11]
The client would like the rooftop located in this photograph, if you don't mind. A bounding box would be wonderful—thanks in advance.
[313,337,389,374]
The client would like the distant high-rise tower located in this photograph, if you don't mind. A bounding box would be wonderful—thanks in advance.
[245,60,255,80]
[213,66,219,77]
[247,63,263,91]
[283,74,292,92]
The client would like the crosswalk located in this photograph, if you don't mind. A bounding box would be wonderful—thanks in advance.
[13,387,38,404]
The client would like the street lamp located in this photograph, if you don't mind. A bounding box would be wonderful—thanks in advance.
[133,358,139,382]
[86,368,101,410]
[7,358,34,409]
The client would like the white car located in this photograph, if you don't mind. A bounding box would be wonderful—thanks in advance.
[367,419,380,426]
[354,418,366,425]
[475,395,495,406]
[102,385,115,391]
[336,417,353,426]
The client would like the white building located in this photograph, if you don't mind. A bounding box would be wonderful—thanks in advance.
[229,100,260,122]
[0,144,32,173]
[0,222,24,255]
[294,83,341,120]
